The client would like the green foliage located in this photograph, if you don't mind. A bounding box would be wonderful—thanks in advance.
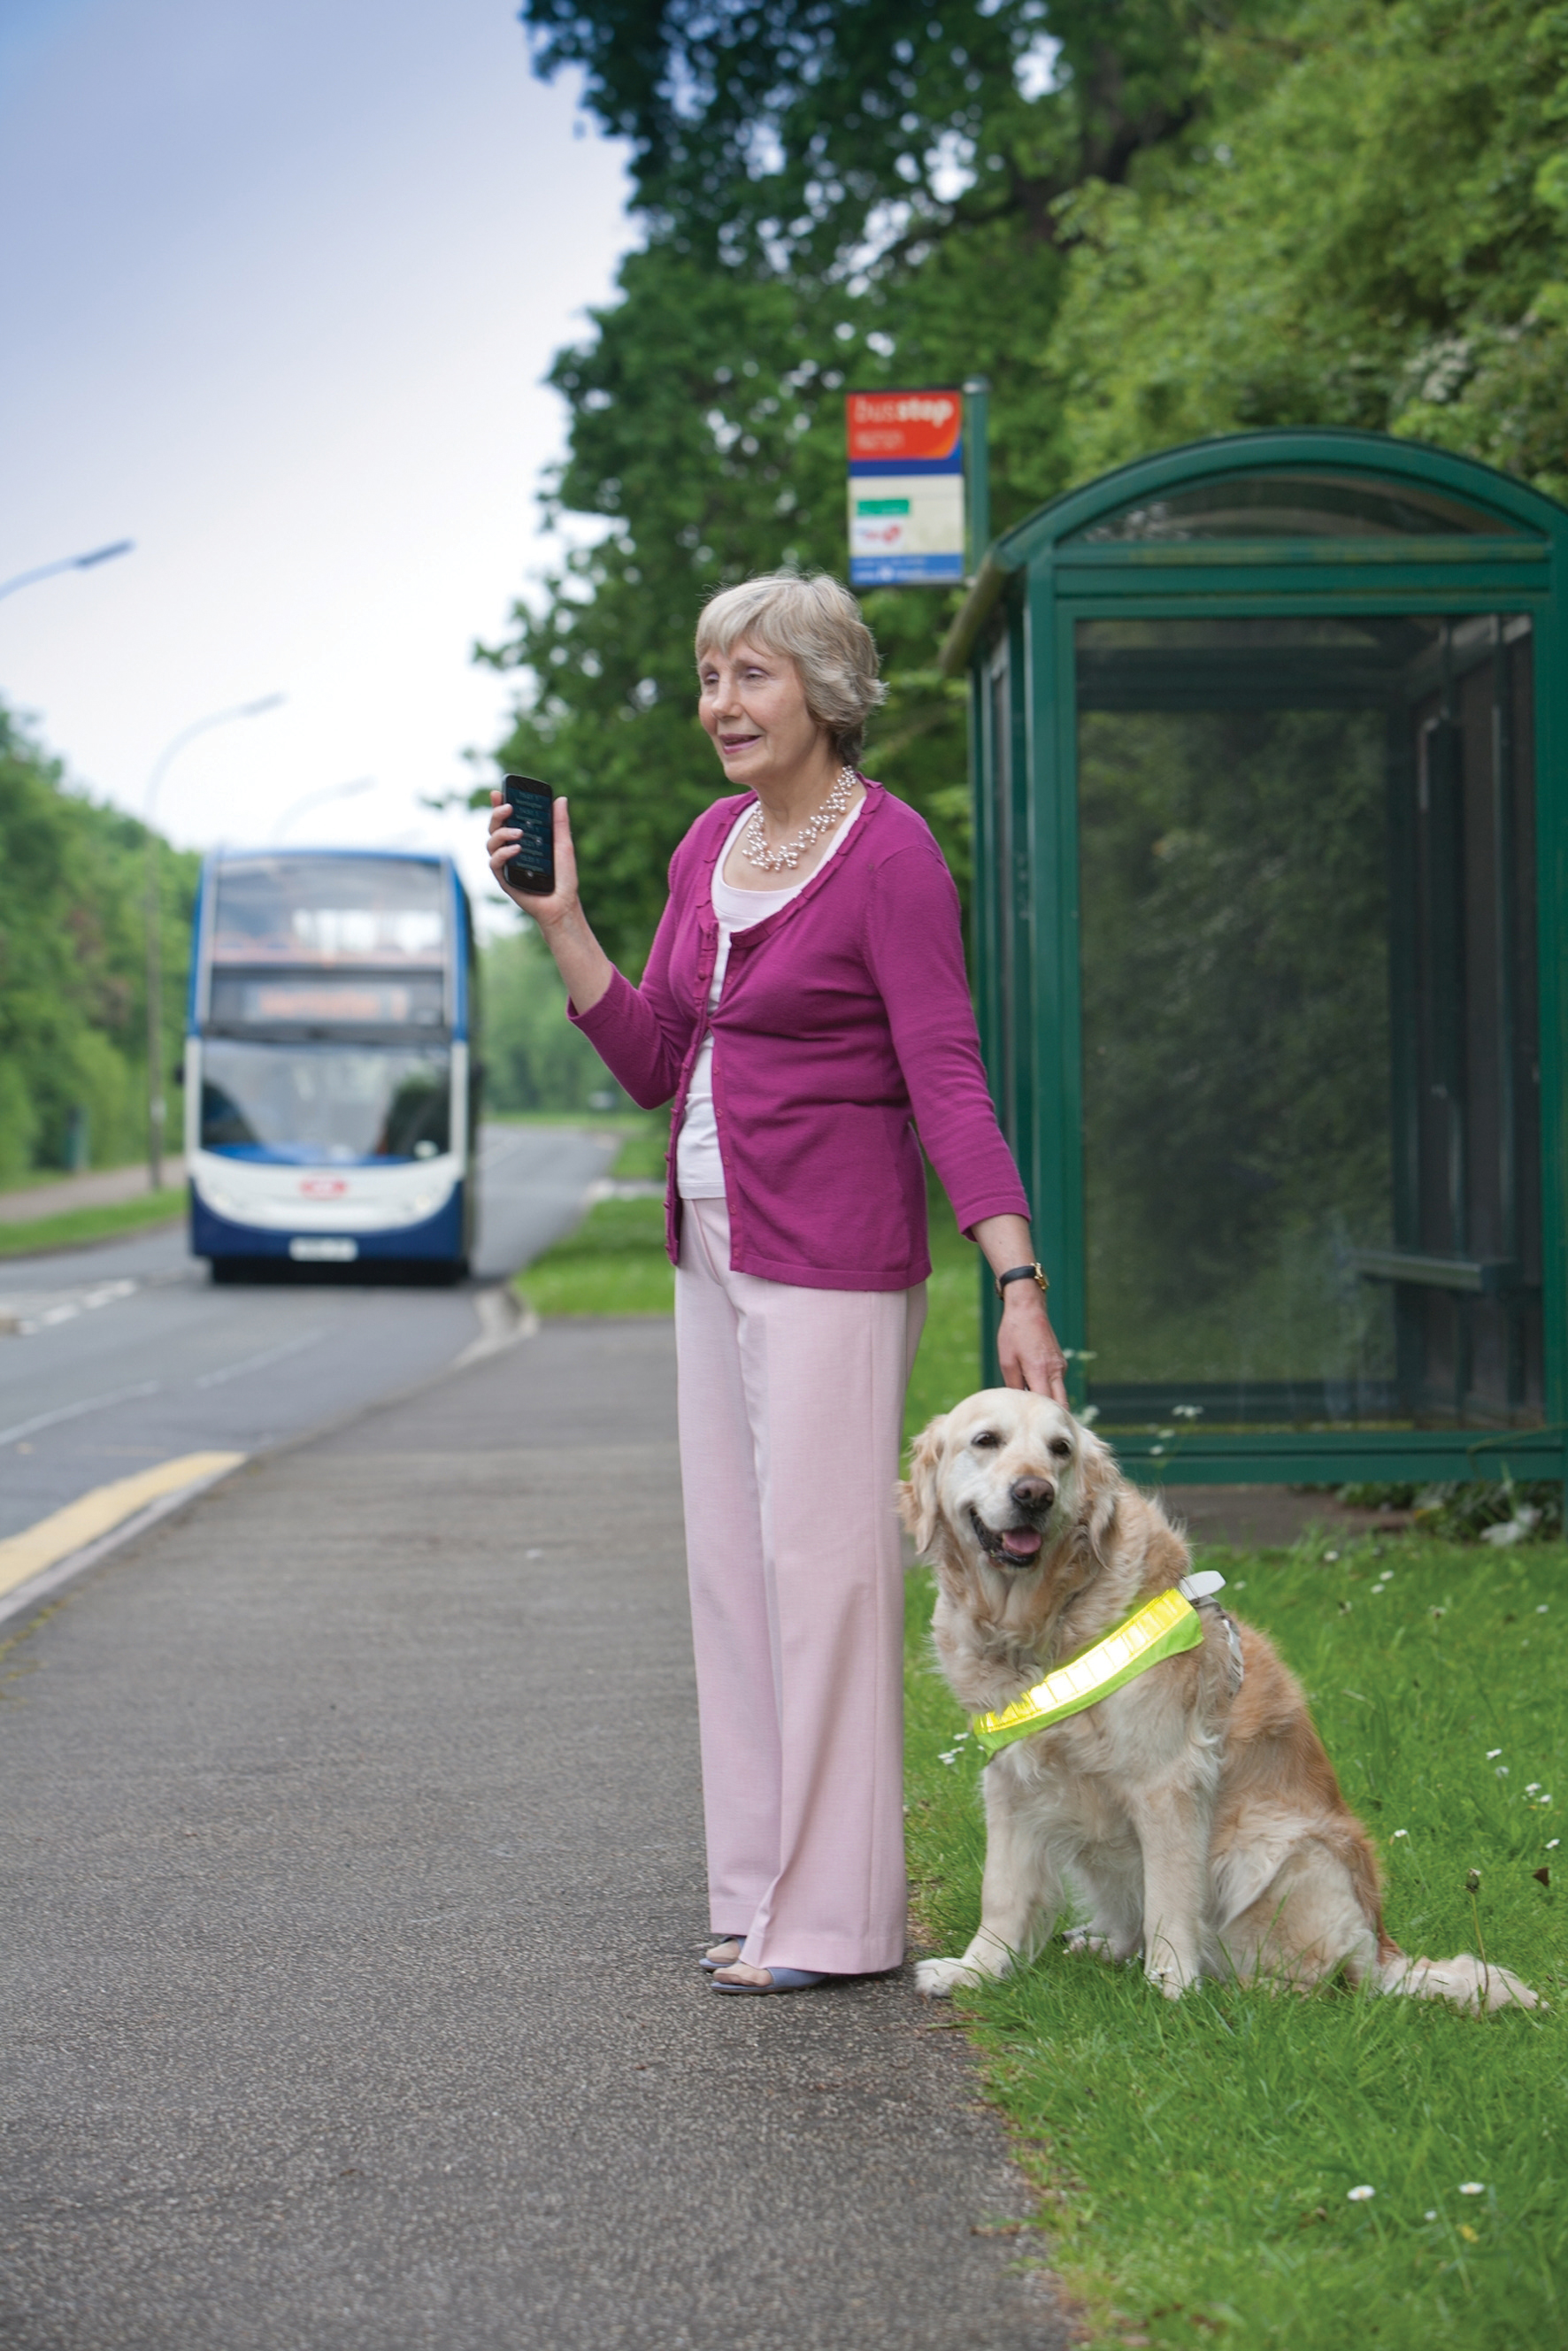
[520,0,1216,278]
[1340,1479,1567,1544]
[0,704,197,1180]
[905,1532,1568,2347]
[490,0,1568,974]
[480,918,629,1110]
[1052,0,1568,496]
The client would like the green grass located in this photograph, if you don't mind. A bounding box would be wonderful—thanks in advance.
[904,1176,983,1441]
[904,1533,1567,2348]
[513,1115,674,1316]
[601,1116,673,1183]
[488,1108,654,1133]
[0,1187,186,1258]
[519,1193,675,1316]
[513,1137,988,1341]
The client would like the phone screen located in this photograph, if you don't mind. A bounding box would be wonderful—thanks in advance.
[503,778,555,891]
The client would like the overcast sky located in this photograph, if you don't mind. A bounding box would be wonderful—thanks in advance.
[0,0,630,919]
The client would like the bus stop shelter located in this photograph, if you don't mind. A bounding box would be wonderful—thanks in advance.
[941,427,1568,1487]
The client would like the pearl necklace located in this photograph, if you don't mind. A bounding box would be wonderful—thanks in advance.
[738,765,858,874]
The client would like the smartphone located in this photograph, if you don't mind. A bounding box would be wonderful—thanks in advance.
[502,775,556,895]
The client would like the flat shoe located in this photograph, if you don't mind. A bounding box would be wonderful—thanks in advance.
[711,1965,826,1994]
[698,1935,747,1973]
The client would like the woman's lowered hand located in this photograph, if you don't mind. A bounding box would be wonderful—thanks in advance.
[972,1216,1070,1406]
[998,1283,1070,1406]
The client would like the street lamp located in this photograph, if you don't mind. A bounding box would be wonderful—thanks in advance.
[0,540,135,604]
[144,693,286,1191]
[270,774,375,842]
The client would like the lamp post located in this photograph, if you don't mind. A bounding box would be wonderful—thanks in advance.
[144,694,285,1191]
[270,774,374,842]
[0,540,134,604]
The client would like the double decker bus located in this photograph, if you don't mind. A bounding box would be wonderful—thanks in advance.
[185,849,478,1279]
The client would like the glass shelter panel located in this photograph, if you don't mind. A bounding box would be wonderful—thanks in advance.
[988,639,1018,1149]
[1075,616,1541,1433]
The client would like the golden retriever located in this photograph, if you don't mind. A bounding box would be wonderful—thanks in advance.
[900,1389,1536,2011]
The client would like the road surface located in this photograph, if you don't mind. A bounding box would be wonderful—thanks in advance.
[0,1124,614,1545]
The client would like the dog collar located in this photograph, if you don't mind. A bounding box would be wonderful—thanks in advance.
[969,1571,1227,1759]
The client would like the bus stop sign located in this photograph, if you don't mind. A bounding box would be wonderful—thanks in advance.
[846,390,965,585]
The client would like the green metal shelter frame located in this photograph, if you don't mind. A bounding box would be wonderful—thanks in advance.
[941,427,1568,1487]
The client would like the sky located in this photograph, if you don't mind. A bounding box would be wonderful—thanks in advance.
[0,0,631,923]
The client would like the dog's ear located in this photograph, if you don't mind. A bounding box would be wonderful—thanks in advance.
[1075,1423,1121,1561]
[897,1414,949,1556]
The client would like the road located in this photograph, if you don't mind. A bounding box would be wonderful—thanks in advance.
[0,1124,615,1545]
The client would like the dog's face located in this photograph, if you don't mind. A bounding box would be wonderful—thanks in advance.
[899,1388,1111,1575]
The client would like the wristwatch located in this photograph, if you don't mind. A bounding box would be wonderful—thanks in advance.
[995,1261,1049,1302]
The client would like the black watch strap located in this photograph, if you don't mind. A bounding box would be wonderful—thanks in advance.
[995,1261,1049,1302]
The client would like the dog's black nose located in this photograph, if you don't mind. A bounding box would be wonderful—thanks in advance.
[1011,1476,1055,1510]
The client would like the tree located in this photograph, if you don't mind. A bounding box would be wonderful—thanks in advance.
[481,1,1234,964]
[1049,0,1568,495]
[485,0,1568,973]
[480,920,628,1110]
[0,704,198,1180]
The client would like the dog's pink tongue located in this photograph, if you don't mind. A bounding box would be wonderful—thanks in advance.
[1001,1527,1042,1560]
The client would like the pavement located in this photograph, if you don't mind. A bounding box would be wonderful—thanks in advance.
[1166,1484,1410,1548]
[0,1158,188,1224]
[0,1314,1066,2351]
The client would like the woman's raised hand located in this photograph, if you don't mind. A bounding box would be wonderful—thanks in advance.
[487,790,580,929]
[485,788,615,1018]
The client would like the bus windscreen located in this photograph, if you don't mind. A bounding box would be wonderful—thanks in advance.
[200,1040,450,1163]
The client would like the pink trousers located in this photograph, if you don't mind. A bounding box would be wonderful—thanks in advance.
[674,1196,926,1976]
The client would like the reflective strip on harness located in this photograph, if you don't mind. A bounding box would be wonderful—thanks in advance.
[970,1586,1205,1759]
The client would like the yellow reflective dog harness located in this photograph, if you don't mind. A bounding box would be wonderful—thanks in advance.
[969,1571,1227,1759]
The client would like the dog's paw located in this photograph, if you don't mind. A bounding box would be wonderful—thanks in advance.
[1144,1960,1195,2001]
[1389,1953,1541,2013]
[1064,1930,1119,1963]
[915,1955,982,1999]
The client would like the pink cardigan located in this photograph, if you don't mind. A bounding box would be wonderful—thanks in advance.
[571,780,1030,1290]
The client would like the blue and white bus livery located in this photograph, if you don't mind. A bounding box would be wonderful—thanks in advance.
[185,849,478,1278]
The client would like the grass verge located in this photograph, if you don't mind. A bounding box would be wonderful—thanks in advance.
[905,1533,1567,2348]
[514,1113,674,1316]
[514,1135,988,1341]
[0,1188,186,1259]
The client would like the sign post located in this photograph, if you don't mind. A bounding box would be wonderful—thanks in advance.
[846,389,965,586]
[963,376,990,577]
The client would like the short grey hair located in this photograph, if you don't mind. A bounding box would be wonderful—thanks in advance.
[696,572,887,765]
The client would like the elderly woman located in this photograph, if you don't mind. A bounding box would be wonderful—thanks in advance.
[488,571,1065,1994]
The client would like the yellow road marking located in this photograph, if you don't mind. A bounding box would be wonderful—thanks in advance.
[0,1453,245,1600]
